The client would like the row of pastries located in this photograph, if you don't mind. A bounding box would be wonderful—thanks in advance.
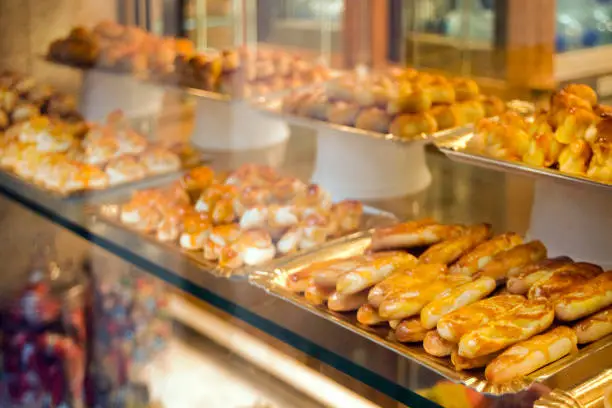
[48,21,330,98]
[468,83,612,183]
[115,164,365,269]
[285,219,612,385]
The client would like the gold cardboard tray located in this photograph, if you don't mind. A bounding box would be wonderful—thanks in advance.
[90,183,397,278]
[434,129,612,191]
[0,144,209,200]
[249,233,612,396]
[252,96,472,145]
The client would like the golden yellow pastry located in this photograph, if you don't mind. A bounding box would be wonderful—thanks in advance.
[395,317,429,343]
[554,271,612,321]
[477,240,547,282]
[450,233,523,276]
[418,223,491,265]
[573,305,612,344]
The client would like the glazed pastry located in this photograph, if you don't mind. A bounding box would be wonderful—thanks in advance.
[480,95,506,118]
[179,211,212,250]
[450,233,523,276]
[203,223,242,261]
[430,105,462,131]
[418,223,491,265]
[558,139,592,175]
[451,350,498,371]
[562,84,598,107]
[477,240,547,282]
[356,304,387,326]
[286,258,346,293]
[336,251,418,295]
[367,263,447,308]
[573,306,612,344]
[458,298,555,358]
[140,147,181,174]
[311,257,362,288]
[222,229,276,267]
[195,184,238,214]
[528,262,603,300]
[104,155,147,185]
[304,283,335,306]
[453,78,480,101]
[554,271,612,321]
[389,112,438,139]
[181,166,215,198]
[369,220,461,251]
[378,274,472,320]
[554,107,597,145]
[270,177,307,203]
[437,294,526,342]
[423,330,455,357]
[506,257,576,295]
[388,86,432,114]
[485,327,577,384]
[420,276,497,330]
[395,317,429,343]
[354,107,392,134]
[327,290,368,312]
[329,200,363,237]
[523,127,564,167]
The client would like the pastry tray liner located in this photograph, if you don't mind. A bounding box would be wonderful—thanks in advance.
[90,181,397,278]
[249,232,612,395]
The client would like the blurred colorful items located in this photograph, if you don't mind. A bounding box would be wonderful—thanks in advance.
[419,381,485,408]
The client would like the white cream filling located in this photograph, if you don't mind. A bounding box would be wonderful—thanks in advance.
[242,246,276,266]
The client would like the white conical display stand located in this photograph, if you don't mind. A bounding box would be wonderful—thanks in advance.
[79,70,164,121]
[310,128,432,201]
[190,98,289,151]
[527,179,612,268]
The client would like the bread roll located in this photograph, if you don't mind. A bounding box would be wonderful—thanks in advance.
[528,262,602,300]
[357,304,387,326]
[370,221,463,251]
[573,305,612,344]
[419,223,492,265]
[423,330,455,357]
[554,271,612,321]
[327,290,368,312]
[477,240,548,282]
[506,257,575,295]
[354,107,392,134]
[304,283,334,306]
[451,350,497,371]
[453,78,480,101]
[388,86,432,114]
[389,112,438,139]
[450,233,523,276]
[395,317,429,343]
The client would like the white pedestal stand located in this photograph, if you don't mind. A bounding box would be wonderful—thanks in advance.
[310,129,432,201]
[79,71,164,122]
[190,98,289,151]
[528,179,612,267]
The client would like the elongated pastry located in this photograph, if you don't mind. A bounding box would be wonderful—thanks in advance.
[368,263,447,307]
[450,233,524,276]
[419,223,492,265]
[327,290,368,312]
[420,276,497,329]
[554,271,612,321]
[304,283,335,306]
[451,350,498,371]
[336,252,418,295]
[369,220,462,252]
[379,274,472,320]
[423,330,455,357]
[357,304,386,326]
[311,257,362,288]
[437,295,526,342]
[485,327,577,384]
[573,306,612,344]
[506,257,575,294]
[286,258,350,292]
[477,240,547,282]
[395,317,429,343]
[528,263,603,300]
[389,319,401,330]
[458,298,555,358]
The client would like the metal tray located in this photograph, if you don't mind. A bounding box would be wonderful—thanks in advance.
[0,144,209,200]
[90,182,397,278]
[252,96,473,146]
[434,129,612,191]
[249,233,612,396]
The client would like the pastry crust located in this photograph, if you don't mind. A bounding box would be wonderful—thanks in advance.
[477,240,547,282]
[573,305,612,344]
[327,290,368,312]
[527,262,603,300]
[450,233,523,276]
[554,271,612,321]
[419,223,492,265]
[423,330,455,357]
[369,220,462,251]
[395,317,429,343]
[357,304,387,326]
[506,257,575,295]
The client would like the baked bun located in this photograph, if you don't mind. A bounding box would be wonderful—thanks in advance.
[389,112,437,139]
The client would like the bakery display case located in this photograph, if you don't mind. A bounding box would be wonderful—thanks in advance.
[1,0,612,407]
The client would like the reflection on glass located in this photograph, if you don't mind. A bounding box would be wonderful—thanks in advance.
[556,0,612,52]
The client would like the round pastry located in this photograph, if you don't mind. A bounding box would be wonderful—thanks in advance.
[230,229,276,267]
[271,177,307,203]
[296,92,329,121]
[388,85,432,115]
[84,135,119,165]
[453,78,480,101]
[455,100,486,125]
[68,164,109,192]
[326,78,356,102]
[431,105,461,131]
[426,83,456,105]
[104,155,148,185]
[203,223,242,261]
[562,83,598,108]
[327,101,361,127]
[11,103,40,124]
[139,147,181,175]
[355,107,392,134]
[181,166,215,198]
[389,112,438,139]
[180,211,212,250]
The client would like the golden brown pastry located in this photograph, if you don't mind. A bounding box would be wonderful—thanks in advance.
[354,107,392,134]
[573,305,612,344]
[367,263,447,308]
[476,240,547,282]
[554,107,597,145]
[426,83,456,105]
[369,220,462,251]
[420,276,497,330]
[304,283,334,306]
[454,100,487,126]
[528,262,603,300]
[336,252,418,295]
[356,304,387,326]
[457,298,555,358]
[395,317,429,343]
[388,86,432,114]
[506,257,575,295]
[558,139,593,175]
[480,95,506,118]
[286,258,344,292]
[554,271,612,321]
[452,78,480,101]
[378,274,472,320]
[451,350,497,371]
[437,294,526,343]
[423,330,455,357]
[327,290,369,312]
[450,233,523,276]
[523,127,564,168]
[418,223,492,265]
[562,84,598,108]
[430,105,461,131]
[485,327,577,384]
[389,112,438,139]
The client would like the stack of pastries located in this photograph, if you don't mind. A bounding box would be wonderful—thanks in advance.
[286,219,612,385]
[0,111,182,193]
[281,68,506,139]
[115,164,364,269]
[468,83,612,183]
[0,71,82,131]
